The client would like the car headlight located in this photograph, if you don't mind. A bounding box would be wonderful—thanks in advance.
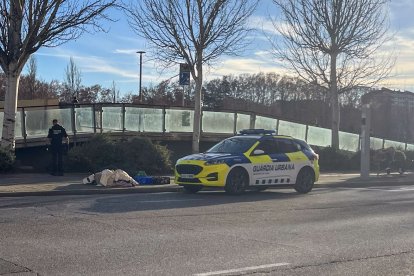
[205,159,227,166]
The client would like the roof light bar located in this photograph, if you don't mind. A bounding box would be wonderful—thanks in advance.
[238,129,277,135]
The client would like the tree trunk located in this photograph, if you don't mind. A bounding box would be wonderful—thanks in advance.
[192,74,202,153]
[1,71,20,151]
[330,54,340,149]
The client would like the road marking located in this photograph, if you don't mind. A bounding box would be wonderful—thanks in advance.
[341,187,388,191]
[387,187,414,192]
[139,199,202,203]
[340,187,414,192]
[194,263,290,276]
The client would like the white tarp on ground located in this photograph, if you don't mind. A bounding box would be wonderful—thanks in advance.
[82,169,139,187]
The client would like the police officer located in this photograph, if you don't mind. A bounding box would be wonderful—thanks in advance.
[47,119,69,176]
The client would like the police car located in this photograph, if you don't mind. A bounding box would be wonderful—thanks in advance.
[175,129,319,195]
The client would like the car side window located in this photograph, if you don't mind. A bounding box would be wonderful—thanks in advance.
[292,141,303,151]
[254,139,278,155]
[276,139,298,153]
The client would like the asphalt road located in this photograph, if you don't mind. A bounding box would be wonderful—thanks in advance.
[1,183,414,276]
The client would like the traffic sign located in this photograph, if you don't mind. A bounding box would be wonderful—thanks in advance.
[179,72,190,85]
[179,63,191,85]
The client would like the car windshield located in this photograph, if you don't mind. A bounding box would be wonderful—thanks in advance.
[206,137,257,154]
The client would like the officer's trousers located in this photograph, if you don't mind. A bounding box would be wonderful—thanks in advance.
[51,146,63,174]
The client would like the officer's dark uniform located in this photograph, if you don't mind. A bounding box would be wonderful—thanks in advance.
[47,122,68,175]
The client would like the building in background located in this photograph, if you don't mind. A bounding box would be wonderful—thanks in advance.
[362,88,414,144]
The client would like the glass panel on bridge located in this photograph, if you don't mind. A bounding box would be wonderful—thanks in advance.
[125,107,163,132]
[0,111,22,140]
[15,111,23,138]
[236,113,251,133]
[25,108,72,137]
[202,111,234,133]
[384,140,406,150]
[406,143,414,151]
[75,107,94,133]
[370,137,383,150]
[339,131,359,152]
[255,116,277,131]
[102,107,122,132]
[165,109,194,132]
[278,120,306,140]
[307,126,331,147]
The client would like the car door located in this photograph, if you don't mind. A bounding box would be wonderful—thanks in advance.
[273,138,308,183]
[247,138,276,186]
[264,138,296,185]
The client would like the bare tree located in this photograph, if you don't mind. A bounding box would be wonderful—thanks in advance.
[270,0,393,149]
[111,80,119,103]
[0,0,116,151]
[26,56,37,99]
[64,57,82,102]
[126,0,258,153]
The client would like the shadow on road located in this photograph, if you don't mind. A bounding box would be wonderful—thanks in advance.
[319,172,414,188]
[81,189,305,214]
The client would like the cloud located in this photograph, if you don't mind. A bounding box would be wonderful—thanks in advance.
[36,47,162,85]
[248,15,285,36]
[113,49,143,55]
[203,57,288,80]
[372,31,414,91]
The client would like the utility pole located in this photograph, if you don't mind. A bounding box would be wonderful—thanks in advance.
[360,104,371,179]
[136,51,145,102]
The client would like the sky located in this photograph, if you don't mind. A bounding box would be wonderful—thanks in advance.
[29,0,414,97]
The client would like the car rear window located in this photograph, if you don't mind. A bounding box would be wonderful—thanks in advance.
[294,139,313,151]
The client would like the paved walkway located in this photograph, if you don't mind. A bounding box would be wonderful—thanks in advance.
[0,172,413,197]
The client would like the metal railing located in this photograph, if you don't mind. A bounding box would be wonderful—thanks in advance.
[0,103,410,151]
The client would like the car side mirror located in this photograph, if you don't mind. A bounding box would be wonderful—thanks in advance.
[252,149,265,155]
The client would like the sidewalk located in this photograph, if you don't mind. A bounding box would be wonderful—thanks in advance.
[0,174,181,197]
[0,172,413,197]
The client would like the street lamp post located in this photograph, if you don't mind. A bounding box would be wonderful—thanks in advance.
[136,51,145,102]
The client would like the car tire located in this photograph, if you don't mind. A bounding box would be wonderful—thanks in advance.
[294,168,314,194]
[182,185,203,194]
[225,167,248,195]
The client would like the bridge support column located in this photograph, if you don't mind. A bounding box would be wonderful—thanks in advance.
[360,104,371,179]
[249,114,256,129]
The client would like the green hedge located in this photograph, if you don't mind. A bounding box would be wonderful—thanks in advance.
[315,146,356,172]
[66,135,172,176]
[315,146,414,172]
[0,148,15,173]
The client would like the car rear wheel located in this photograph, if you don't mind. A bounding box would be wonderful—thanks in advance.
[225,168,248,195]
[182,185,203,194]
[294,168,314,194]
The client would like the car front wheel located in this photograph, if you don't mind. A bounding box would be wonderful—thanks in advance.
[225,168,248,195]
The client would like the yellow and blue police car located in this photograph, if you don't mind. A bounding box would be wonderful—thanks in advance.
[175,129,319,194]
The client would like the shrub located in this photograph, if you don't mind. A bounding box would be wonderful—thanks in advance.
[316,146,354,172]
[0,148,15,173]
[311,146,414,173]
[66,134,118,173]
[115,138,172,175]
[66,135,172,176]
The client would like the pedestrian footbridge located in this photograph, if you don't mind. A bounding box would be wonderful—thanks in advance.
[0,103,411,151]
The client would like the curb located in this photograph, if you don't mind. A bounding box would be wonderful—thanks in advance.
[314,178,414,188]
[0,185,183,197]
